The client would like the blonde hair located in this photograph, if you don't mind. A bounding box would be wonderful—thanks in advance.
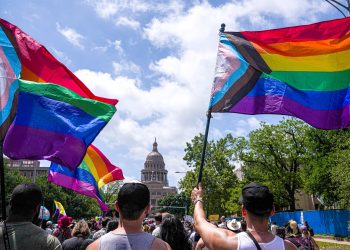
[289,220,298,235]
[72,220,91,237]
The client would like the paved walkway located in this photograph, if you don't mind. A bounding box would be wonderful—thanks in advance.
[315,237,350,245]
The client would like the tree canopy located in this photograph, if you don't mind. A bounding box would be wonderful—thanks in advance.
[157,193,191,216]
[180,118,350,215]
[179,134,241,216]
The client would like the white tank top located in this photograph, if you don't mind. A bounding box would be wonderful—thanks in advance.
[237,232,285,250]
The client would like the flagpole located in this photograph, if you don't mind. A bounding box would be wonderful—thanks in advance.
[324,0,350,17]
[197,109,212,184]
[197,23,226,184]
[0,140,6,220]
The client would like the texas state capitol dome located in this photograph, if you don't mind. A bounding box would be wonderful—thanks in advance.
[141,138,177,208]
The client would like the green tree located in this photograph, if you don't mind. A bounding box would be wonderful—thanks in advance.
[64,190,100,219]
[3,160,30,204]
[158,193,191,216]
[179,133,241,216]
[35,175,101,219]
[102,180,122,208]
[240,119,309,211]
[300,129,342,207]
[35,175,68,213]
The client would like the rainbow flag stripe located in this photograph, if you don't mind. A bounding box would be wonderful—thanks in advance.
[0,25,20,139]
[0,18,116,105]
[210,17,350,129]
[0,18,118,168]
[49,145,124,211]
[4,80,116,168]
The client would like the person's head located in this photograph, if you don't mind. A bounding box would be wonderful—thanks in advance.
[160,215,192,250]
[154,212,162,225]
[106,220,119,233]
[116,183,150,220]
[240,183,274,221]
[286,220,300,237]
[304,221,309,227]
[72,220,91,238]
[302,228,310,238]
[220,216,225,223]
[9,183,43,219]
[149,224,156,233]
[162,212,172,221]
[101,217,110,228]
[58,216,72,229]
[272,221,277,225]
[47,221,53,228]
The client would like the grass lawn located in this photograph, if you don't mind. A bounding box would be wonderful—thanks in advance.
[316,241,350,250]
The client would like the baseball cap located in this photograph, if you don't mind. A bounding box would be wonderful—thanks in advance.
[118,183,150,210]
[239,183,273,215]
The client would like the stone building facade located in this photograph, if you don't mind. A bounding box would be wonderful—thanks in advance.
[7,159,49,181]
[141,139,177,208]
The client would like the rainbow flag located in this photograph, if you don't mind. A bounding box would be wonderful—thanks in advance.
[54,200,66,218]
[48,145,124,211]
[0,18,118,168]
[210,17,350,130]
[0,24,20,139]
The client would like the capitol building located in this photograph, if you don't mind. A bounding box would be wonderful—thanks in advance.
[141,139,177,208]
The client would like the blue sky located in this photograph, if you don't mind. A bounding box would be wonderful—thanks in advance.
[1,0,344,186]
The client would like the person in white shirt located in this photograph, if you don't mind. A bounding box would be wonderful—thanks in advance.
[192,182,297,250]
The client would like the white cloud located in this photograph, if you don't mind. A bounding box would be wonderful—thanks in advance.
[85,0,185,20]
[92,45,109,53]
[74,69,203,178]
[77,0,331,186]
[85,0,119,19]
[115,17,140,30]
[56,23,85,49]
[112,61,140,75]
[85,0,150,19]
[92,39,123,54]
[238,117,261,130]
[108,39,123,53]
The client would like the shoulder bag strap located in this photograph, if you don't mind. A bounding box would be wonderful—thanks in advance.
[245,231,262,250]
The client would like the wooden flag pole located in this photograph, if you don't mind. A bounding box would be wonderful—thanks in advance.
[197,23,226,185]
[0,140,6,221]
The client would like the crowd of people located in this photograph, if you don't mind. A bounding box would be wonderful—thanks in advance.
[0,182,319,250]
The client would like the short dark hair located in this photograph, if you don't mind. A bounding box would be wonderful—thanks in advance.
[117,183,150,220]
[240,183,273,217]
[10,183,43,216]
[106,220,118,233]
[154,213,162,223]
[101,217,110,227]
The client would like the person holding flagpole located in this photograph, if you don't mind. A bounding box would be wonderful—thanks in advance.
[191,183,297,250]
